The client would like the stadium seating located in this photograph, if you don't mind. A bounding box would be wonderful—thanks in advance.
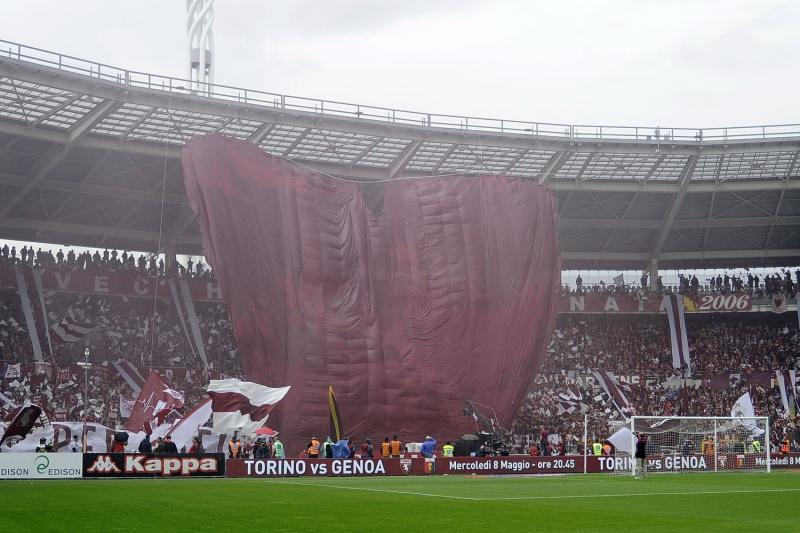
[1,242,798,453]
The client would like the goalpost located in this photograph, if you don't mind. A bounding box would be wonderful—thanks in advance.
[611,416,770,475]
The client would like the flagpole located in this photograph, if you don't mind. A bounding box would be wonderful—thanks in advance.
[77,347,92,451]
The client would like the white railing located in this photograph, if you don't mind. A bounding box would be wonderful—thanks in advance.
[2,38,800,142]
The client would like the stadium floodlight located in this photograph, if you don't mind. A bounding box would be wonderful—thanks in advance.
[186,0,215,95]
[610,416,771,476]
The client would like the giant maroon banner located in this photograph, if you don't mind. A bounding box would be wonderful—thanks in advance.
[226,458,429,477]
[182,135,561,453]
[559,293,752,313]
[0,266,224,302]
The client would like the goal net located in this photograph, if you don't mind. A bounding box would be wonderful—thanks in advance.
[610,416,770,475]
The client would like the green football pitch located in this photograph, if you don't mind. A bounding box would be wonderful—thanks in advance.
[1,472,797,532]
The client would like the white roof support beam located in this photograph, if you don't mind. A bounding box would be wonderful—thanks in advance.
[559,215,800,230]
[158,206,198,253]
[0,98,119,221]
[538,151,570,185]
[648,155,699,262]
[387,140,421,178]
[0,216,201,245]
[0,173,187,203]
[247,122,274,145]
[562,248,800,262]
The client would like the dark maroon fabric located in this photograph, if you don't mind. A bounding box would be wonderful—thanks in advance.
[182,135,560,451]
[125,371,183,433]
[207,391,276,421]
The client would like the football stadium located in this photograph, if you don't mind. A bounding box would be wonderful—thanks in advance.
[0,2,799,531]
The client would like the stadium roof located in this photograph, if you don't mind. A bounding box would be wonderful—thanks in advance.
[0,39,798,270]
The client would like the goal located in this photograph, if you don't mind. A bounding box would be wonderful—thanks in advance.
[612,416,770,475]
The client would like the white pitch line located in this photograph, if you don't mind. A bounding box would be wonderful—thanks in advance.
[263,481,800,502]
[262,479,482,500]
[457,487,800,501]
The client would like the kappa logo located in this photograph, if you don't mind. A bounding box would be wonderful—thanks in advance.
[400,459,412,475]
[124,455,219,475]
[87,454,121,474]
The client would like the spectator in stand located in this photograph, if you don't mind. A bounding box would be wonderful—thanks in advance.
[162,435,178,454]
[138,434,152,453]
[68,435,82,453]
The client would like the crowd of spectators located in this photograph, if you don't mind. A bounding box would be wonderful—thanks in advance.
[514,312,800,455]
[0,241,241,425]
[512,372,798,456]
[541,314,799,375]
[566,268,800,298]
[1,242,799,456]
[0,242,215,281]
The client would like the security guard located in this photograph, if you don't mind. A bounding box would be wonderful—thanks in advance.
[272,437,285,458]
[442,441,455,457]
[228,437,241,458]
[307,435,321,458]
[592,440,603,456]
[751,438,761,454]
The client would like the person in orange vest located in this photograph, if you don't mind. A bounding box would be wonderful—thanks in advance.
[307,435,321,458]
[702,436,715,458]
[781,437,790,454]
[228,437,241,458]
[390,435,402,458]
[381,437,391,458]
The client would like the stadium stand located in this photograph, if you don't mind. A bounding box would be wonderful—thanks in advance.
[1,241,798,456]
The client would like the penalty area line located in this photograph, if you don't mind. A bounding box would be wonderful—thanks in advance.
[261,479,482,500]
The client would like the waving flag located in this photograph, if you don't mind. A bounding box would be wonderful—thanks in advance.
[125,371,184,434]
[207,379,290,435]
[664,294,692,374]
[591,370,631,416]
[0,403,42,445]
[167,398,213,452]
[51,318,97,343]
[776,370,798,419]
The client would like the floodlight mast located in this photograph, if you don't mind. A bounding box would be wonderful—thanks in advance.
[186,0,215,95]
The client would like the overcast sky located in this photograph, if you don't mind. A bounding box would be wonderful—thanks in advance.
[3,0,799,128]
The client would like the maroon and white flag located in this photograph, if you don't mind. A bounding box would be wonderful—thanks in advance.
[591,370,631,415]
[51,318,97,343]
[664,294,692,374]
[0,403,42,445]
[207,379,290,435]
[125,371,184,434]
[167,398,213,452]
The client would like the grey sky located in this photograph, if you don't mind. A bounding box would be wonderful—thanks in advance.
[3,1,799,129]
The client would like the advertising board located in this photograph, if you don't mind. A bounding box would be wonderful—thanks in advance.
[0,453,82,479]
[226,458,428,477]
[82,453,225,478]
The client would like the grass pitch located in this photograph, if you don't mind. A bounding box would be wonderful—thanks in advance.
[1,472,797,532]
